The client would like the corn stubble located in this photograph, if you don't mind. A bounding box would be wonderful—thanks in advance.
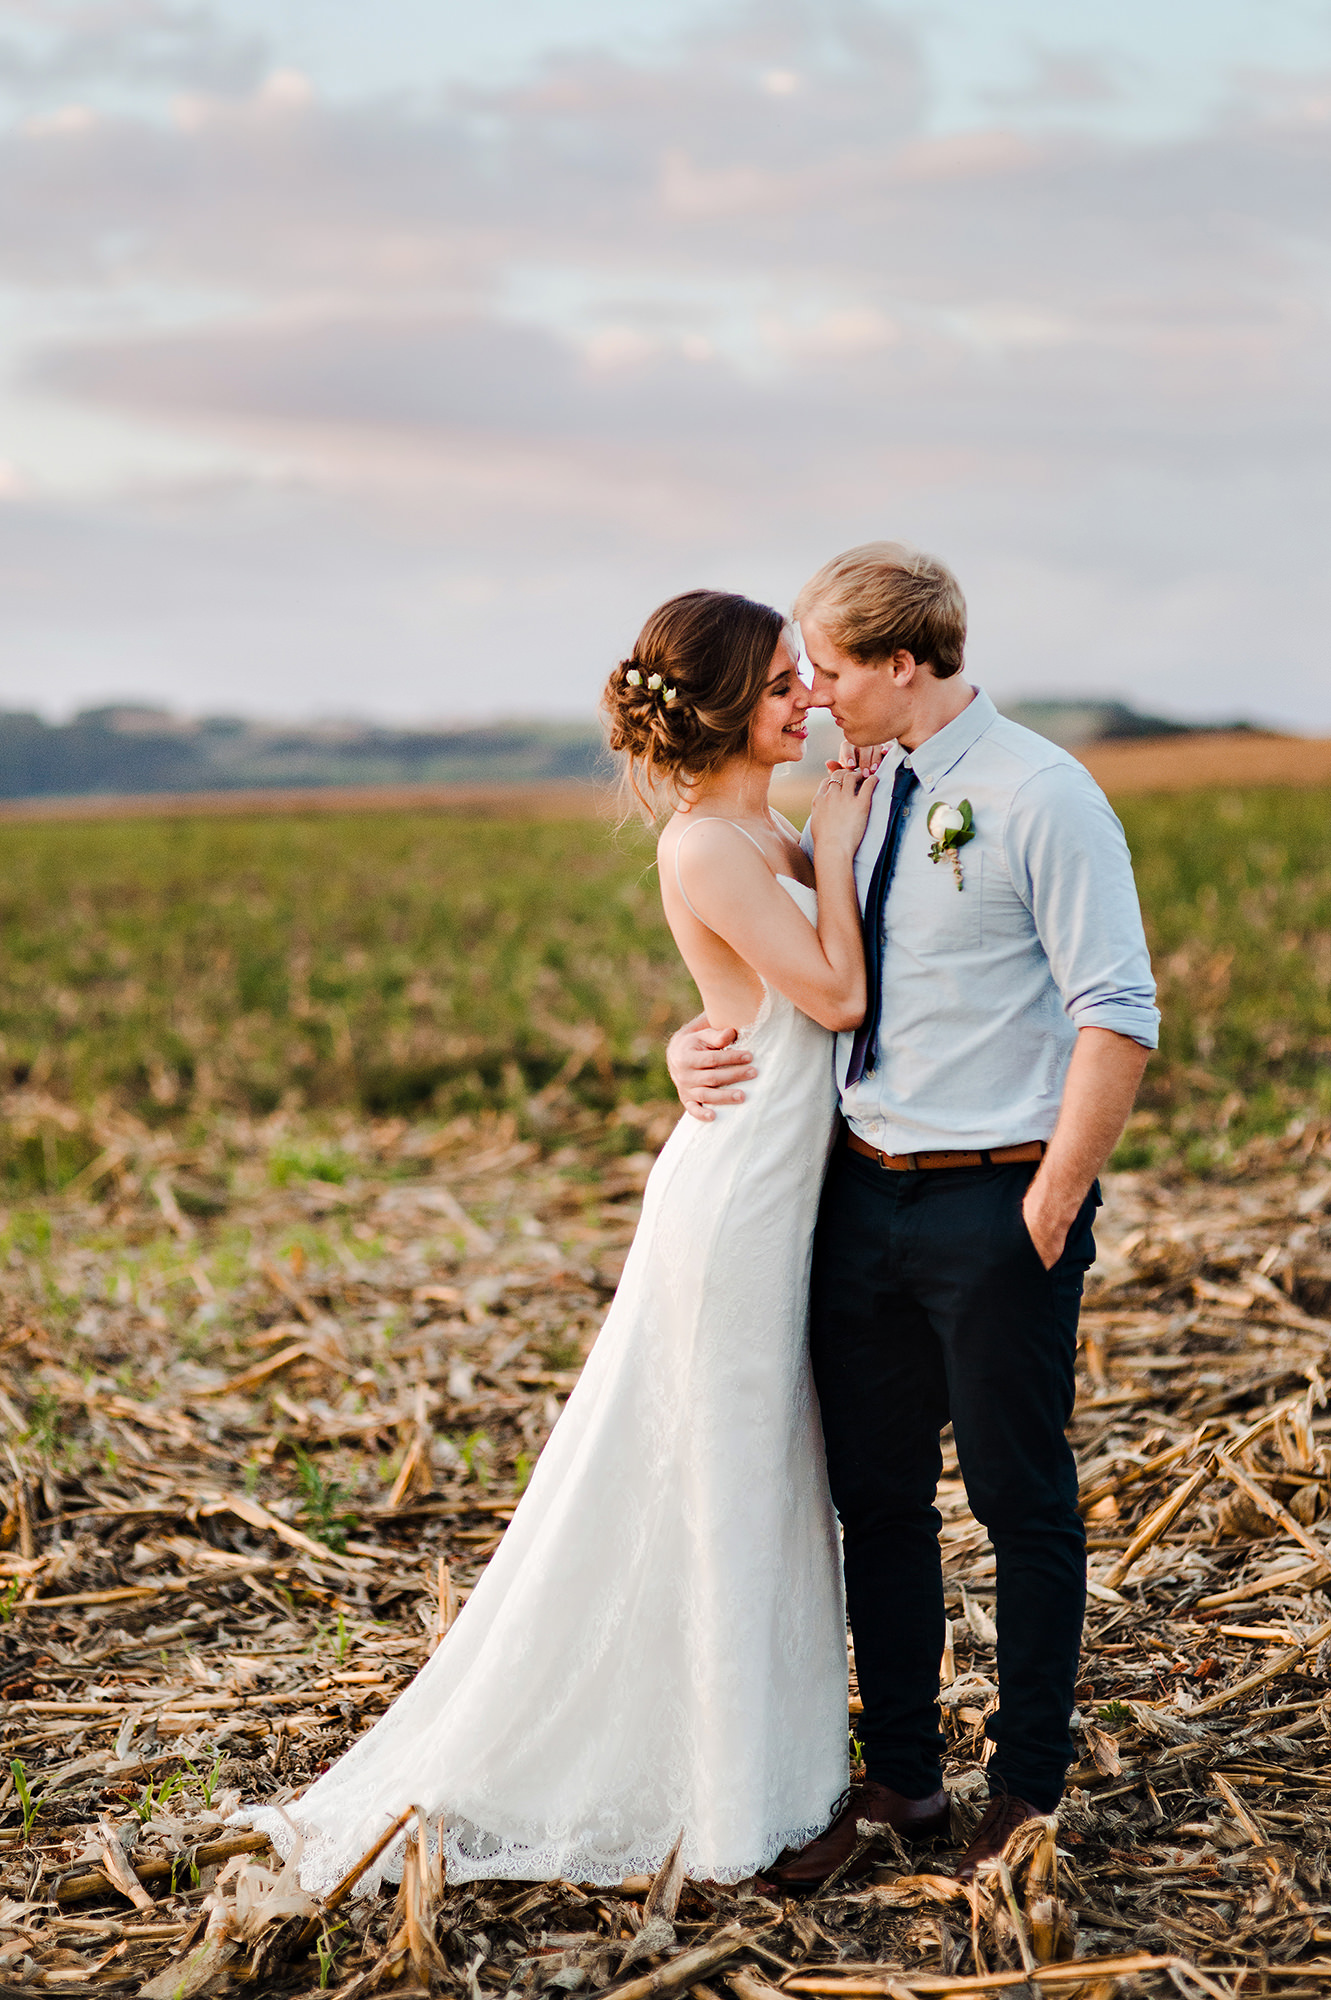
[0,1096,1325,1996]
[0,786,1328,1992]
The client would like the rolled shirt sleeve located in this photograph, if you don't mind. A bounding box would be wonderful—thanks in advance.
[1003,762,1160,1051]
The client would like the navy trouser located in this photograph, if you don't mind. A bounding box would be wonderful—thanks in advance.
[809,1143,1094,1813]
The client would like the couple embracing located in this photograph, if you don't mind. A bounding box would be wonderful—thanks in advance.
[245,542,1159,1893]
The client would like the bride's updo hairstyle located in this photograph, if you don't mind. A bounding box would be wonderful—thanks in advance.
[603,589,786,818]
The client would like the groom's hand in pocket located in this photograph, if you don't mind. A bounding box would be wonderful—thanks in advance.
[667,1013,757,1121]
[1021,1183,1070,1271]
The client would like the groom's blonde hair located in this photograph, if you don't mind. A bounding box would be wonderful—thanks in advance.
[794,542,966,679]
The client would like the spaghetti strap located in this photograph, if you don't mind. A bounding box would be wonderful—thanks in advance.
[672,817,772,921]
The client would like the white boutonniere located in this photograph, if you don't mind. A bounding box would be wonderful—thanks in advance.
[926,799,975,890]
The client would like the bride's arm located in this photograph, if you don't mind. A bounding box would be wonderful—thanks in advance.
[673,771,876,1032]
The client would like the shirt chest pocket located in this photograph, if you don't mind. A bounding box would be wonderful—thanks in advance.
[977,859,1035,942]
[889,845,984,950]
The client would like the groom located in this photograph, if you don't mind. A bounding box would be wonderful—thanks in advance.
[667,542,1158,1882]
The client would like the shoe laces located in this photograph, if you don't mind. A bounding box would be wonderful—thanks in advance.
[825,1780,871,1827]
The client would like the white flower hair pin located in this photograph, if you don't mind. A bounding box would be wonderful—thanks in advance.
[926,798,975,890]
[624,666,679,706]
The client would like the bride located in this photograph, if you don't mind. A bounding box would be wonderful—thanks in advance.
[242,589,878,1891]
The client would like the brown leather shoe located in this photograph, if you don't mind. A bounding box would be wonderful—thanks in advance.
[768,1781,950,1892]
[951,1792,1044,1881]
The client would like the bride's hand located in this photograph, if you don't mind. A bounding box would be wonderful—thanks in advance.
[826,739,888,777]
[810,764,877,854]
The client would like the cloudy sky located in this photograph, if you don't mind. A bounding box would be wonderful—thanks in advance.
[2,0,1330,729]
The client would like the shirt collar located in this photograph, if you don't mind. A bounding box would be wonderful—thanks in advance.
[899,686,996,795]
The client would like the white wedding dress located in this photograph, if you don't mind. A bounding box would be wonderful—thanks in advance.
[241,871,847,1891]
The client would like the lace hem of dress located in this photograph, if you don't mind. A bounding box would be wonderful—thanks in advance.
[233,1805,830,1894]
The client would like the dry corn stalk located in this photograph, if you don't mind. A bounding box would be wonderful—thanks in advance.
[6,1112,1331,1999]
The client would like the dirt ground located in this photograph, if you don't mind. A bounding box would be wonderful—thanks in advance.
[1075,733,1331,796]
[2,1105,1331,1995]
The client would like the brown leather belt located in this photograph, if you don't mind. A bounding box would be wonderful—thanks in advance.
[847,1132,1047,1172]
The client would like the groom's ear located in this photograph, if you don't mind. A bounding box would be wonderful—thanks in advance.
[884,649,919,684]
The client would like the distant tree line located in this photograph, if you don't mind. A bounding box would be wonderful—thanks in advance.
[0,699,1252,801]
[0,708,609,799]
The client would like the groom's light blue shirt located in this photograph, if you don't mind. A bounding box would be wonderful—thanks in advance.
[800,688,1159,1154]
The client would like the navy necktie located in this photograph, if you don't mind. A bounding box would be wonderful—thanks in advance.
[846,759,918,1087]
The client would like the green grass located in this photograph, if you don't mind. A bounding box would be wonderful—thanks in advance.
[1118,788,1331,1164]
[0,810,688,1174]
[0,789,1325,1186]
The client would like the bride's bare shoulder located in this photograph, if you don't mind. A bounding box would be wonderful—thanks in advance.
[658,809,720,862]
[659,814,769,904]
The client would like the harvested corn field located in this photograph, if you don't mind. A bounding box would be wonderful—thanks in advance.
[2,1101,1331,1997]
[0,787,1326,1171]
